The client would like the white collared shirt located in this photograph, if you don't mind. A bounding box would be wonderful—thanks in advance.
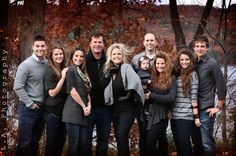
[32,53,46,63]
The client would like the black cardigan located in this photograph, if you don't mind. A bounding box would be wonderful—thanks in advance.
[44,66,67,118]
[86,50,106,106]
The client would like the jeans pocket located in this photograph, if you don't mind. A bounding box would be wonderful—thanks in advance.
[200,110,209,122]
[200,110,215,123]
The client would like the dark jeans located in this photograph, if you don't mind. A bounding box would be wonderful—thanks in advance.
[113,110,138,156]
[16,102,45,156]
[200,109,216,156]
[145,119,167,155]
[171,119,203,156]
[44,112,66,156]
[66,123,87,156]
[85,105,113,156]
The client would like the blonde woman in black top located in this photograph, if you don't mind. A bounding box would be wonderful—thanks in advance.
[103,43,144,156]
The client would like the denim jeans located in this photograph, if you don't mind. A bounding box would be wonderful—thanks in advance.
[113,110,138,156]
[16,102,45,156]
[171,119,203,156]
[200,109,216,156]
[66,123,87,156]
[85,105,113,156]
[44,112,66,156]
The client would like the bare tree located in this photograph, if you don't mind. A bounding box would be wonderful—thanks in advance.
[221,0,232,149]
[233,106,236,155]
[194,0,214,37]
[169,0,214,51]
[169,0,186,52]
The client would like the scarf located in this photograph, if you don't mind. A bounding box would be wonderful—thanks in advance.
[76,67,92,93]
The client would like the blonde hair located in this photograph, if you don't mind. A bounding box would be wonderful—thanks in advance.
[103,43,132,74]
[150,51,173,90]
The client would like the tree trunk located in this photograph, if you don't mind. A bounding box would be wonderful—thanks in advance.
[169,0,186,52]
[0,0,9,154]
[60,0,68,6]
[233,106,236,155]
[19,0,46,62]
[194,0,214,37]
[216,0,225,39]
[222,0,231,149]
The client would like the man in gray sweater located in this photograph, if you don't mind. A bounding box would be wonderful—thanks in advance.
[13,35,48,156]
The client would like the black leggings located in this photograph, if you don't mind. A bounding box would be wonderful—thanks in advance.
[145,119,168,155]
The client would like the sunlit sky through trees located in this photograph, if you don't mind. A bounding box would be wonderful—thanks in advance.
[10,0,236,8]
[156,0,236,8]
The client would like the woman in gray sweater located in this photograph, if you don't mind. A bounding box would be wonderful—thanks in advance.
[62,48,92,156]
[171,48,202,156]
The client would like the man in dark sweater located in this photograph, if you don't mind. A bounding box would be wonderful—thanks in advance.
[85,32,113,156]
[13,35,48,156]
[192,35,226,156]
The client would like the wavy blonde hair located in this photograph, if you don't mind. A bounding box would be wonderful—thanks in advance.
[103,43,132,74]
[150,51,173,90]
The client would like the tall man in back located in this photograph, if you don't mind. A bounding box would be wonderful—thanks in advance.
[131,32,169,156]
[85,32,113,156]
[131,32,157,71]
[192,35,226,156]
[14,35,48,156]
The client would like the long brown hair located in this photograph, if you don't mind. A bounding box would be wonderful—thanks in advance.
[69,47,88,74]
[48,47,67,79]
[150,51,173,90]
[174,48,197,96]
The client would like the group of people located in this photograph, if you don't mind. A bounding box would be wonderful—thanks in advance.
[13,32,226,156]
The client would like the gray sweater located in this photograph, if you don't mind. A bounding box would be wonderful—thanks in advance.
[13,54,48,107]
[172,71,199,120]
[104,63,145,106]
[62,65,89,125]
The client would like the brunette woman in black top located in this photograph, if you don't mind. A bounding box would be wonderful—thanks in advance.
[44,47,68,156]
[144,51,177,155]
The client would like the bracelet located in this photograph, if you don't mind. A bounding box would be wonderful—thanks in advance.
[193,114,199,118]
[191,105,198,109]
